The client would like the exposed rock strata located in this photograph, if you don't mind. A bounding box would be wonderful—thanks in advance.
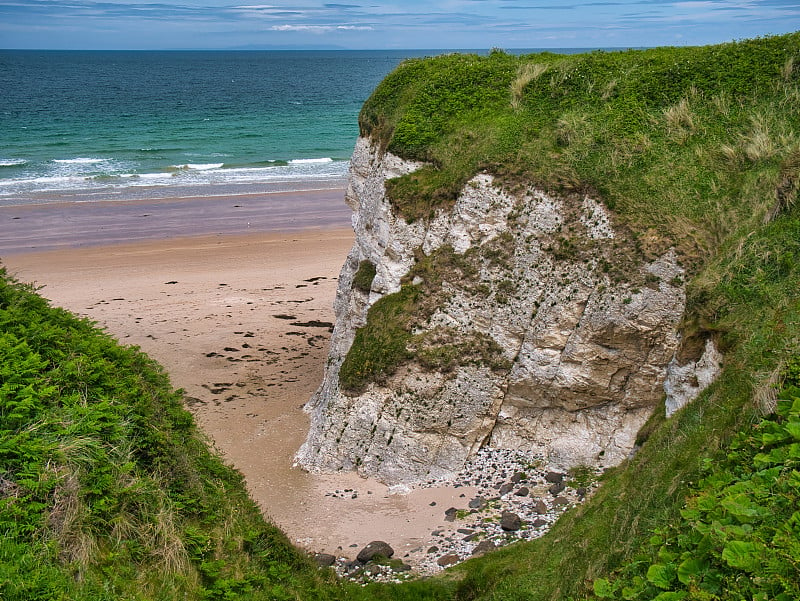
[296,136,719,484]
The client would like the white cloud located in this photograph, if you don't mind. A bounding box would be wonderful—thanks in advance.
[270,23,373,31]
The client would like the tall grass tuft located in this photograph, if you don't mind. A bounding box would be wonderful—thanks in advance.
[663,97,695,143]
[511,63,548,109]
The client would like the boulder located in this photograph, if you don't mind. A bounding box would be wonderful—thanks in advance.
[545,471,564,484]
[500,511,522,531]
[356,540,394,563]
[472,540,497,556]
[437,553,460,567]
[468,496,487,509]
[313,553,336,567]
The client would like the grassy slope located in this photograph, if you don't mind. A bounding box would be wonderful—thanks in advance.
[351,33,800,600]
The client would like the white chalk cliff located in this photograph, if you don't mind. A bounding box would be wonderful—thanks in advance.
[295,136,721,484]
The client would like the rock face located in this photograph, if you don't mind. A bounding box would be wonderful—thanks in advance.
[295,136,720,484]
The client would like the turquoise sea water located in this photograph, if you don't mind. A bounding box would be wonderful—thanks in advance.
[0,50,420,206]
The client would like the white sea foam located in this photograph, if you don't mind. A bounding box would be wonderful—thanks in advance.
[176,163,225,170]
[0,158,349,201]
[0,159,27,167]
[52,157,108,164]
[288,157,333,164]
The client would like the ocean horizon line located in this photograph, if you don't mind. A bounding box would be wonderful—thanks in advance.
[0,46,646,54]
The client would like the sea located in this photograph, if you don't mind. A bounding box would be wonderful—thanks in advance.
[0,50,430,207]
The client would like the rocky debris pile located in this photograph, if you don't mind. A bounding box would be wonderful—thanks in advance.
[316,541,415,583]
[410,448,596,575]
[313,449,598,581]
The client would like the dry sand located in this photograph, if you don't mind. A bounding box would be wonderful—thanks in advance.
[2,194,477,568]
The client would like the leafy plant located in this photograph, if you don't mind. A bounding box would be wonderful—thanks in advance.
[593,369,800,601]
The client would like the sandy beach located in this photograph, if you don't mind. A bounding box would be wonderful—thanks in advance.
[1,189,484,569]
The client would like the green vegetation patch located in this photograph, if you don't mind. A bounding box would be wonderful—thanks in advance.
[593,361,800,601]
[339,243,515,394]
[353,259,377,294]
[339,284,420,393]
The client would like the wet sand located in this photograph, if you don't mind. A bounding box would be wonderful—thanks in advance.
[2,191,478,567]
[0,187,352,255]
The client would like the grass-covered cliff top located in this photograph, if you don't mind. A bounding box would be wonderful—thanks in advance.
[360,33,800,267]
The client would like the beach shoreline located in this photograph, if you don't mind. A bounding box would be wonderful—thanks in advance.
[0,187,351,255]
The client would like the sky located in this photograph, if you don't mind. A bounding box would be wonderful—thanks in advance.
[0,0,798,51]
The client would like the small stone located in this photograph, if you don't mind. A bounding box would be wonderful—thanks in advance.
[344,560,361,574]
[429,501,437,506]
[514,486,530,497]
[500,511,522,531]
[463,532,480,542]
[553,496,570,506]
[313,553,336,567]
[576,487,587,499]
[545,471,564,484]
[427,546,439,554]
[365,564,382,576]
[532,518,548,528]
[510,472,525,483]
[548,482,565,496]
[472,540,497,556]
[444,507,458,522]
[498,482,514,496]
[396,563,412,572]
[534,500,548,514]
[468,496,486,509]
[357,541,394,563]
[437,553,460,567]
[457,528,474,535]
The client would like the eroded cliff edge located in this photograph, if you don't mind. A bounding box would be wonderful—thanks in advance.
[296,136,720,484]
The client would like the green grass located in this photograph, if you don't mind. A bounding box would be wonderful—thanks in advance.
[352,260,377,294]
[362,35,800,250]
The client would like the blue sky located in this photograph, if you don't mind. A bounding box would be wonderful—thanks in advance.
[0,0,798,50]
